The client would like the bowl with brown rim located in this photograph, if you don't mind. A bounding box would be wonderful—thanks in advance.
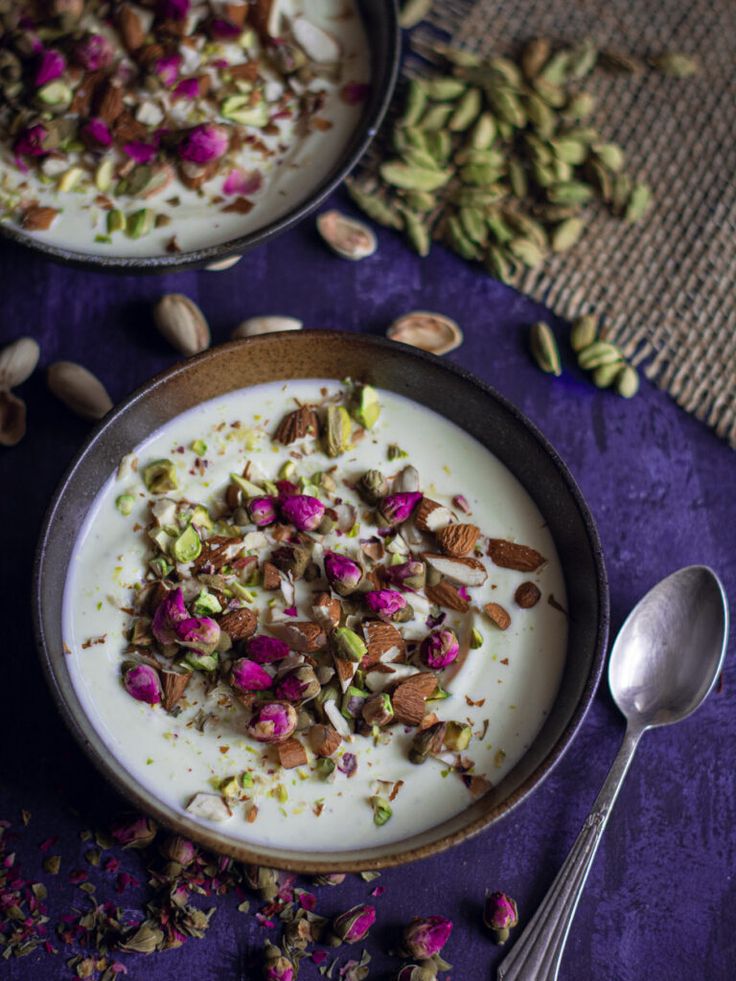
[33,331,609,872]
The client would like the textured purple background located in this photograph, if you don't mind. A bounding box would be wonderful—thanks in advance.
[1,185,734,980]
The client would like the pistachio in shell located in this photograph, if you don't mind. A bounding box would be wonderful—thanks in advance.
[387,311,463,356]
[232,316,303,339]
[317,210,377,261]
[153,294,210,356]
[47,361,113,421]
[0,336,40,390]
[0,389,27,446]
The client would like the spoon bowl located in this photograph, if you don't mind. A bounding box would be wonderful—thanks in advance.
[609,565,729,729]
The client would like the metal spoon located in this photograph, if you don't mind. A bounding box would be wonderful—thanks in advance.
[498,565,729,981]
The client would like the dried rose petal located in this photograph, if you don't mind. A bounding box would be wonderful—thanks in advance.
[210,18,241,39]
[274,674,306,703]
[155,53,182,86]
[247,701,297,743]
[74,33,113,71]
[35,48,65,87]
[151,588,189,645]
[403,915,453,959]
[420,628,460,669]
[111,814,157,849]
[173,77,199,100]
[223,168,262,196]
[14,125,48,161]
[159,834,196,866]
[264,942,295,981]
[379,492,423,526]
[178,123,229,164]
[159,0,190,19]
[248,635,290,664]
[176,616,220,655]
[82,117,113,148]
[323,550,363,596]
[280,495,325,532]
[123,141,158,165]
[248,496,278,527]
[383,559,425,590]
[123,664,162,704]
[330,903,376,944]
[364,589,407,617]
[340,81,371,105]
[276,479,299,498]
[231,658,273,692]
[483,891,518,944]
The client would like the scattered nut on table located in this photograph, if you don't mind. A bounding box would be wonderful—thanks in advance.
[47,361,113,421]
[386,311,463,355]
[154,294,211,356]
[232,316,303,339]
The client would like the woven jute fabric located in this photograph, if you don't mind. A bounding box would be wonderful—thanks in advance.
[376,1,736,446]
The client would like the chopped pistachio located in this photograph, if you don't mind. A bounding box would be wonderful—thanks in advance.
[369,795,393,826]
[470,627,484,649]
[192,588,222,617]
[126,208,154,239]
[95,159,115,193]
[191,439,207,456]
[58,166,83,193]
[387,443,409,460]
[172,525,202,563]
[333,627,367,662]
[115,494,135,516]
[351,384,381,429]
[143,459,178,494]
[445,720,473,751]
[107,209,124,234]
[279,460,296,480]
[325,405,351,457]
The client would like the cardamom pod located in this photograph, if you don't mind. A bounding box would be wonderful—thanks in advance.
[592,142,625,172]
[153,294,210,356]
[547,181,595,205]
[402,209,432,257]
[401,79,428,126]
[459,206,488,246]
[485,244,517,283]
[570,314,598,351]
[449,87,482,131]
[423,77,467,101]
[529,322,562,376]
[524,92,556,137]
[346,180,403,230]
[398,0,433,29]
[614,364,640,398]
[470,112,496,149]
[532,77,566,107]
[47,361,113,420]
[539,50,571,85]
[599,49,645,74]
[380,160,451,191]
[592,361,622,389]
[566,40,598,80]
[508,159,528,198]
[506,212,548,248]
[510,237,546,268]
[419,103,455,131]
[551,217,585,252]
[446,215,481,260]
[625,183,652,222]
[564,91,596,121]
[550,137,588,165]
[650,52,699,78]
[403,190,436,212]
[487,86,526,127]
[577,341,624,370]
[0,336,40,390]
[486,211,514,244]
[521,38,551,80]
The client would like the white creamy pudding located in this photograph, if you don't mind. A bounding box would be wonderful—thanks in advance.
[63,380,568,852]
[0,1,370,256]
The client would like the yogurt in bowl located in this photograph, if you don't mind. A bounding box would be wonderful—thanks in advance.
[62,379,568,853]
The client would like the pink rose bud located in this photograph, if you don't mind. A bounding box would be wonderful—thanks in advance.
[159,834,197,866]
[247,701,297,743]
[152,588,189,645]
[483,891,518,944]
[155,53,182,86]
[280,495,325,532]
[274,673,306,703]
[123,664,162,704]
[364,589,407,618]
[276,480,298,499]
[82,117,112,148]
[248,496,278,527]
[172,77,199,100]
[14,124,48,160]
[123,141,158,165]
[247,635,291,664]
[74,33,113,71]
[263,943,294,981]
[329,904,376,945]
[175,616,220,655]
[35,48,65,87]
[379,492,422,526]
[383,560,425,590]
[231,658,273,692]
[323,551,363,596]
[111,814,158,849]
[420,628,460,669]
[210,18,242,39]
[403,915,453,960]
[397,967,438,981]
[159,0,190,19]
[178,123,229,164]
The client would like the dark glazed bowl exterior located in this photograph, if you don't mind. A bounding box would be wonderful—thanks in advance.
[33,332,609,872]
[0,0,399,273]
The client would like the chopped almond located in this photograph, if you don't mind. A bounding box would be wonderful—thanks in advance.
[277,737,308,769]
[484,602,511,630]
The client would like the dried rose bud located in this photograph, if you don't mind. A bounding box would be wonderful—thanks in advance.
[178,123,229,164]
[159,834,196,867]
[383,560,426,590]
[403,915,453,960]
[231,658,273,692]
[313,872,346,886]
[420,628,460,669]
[483,891,518,944]
[151,588,188,645]
[245,864,280,900]
[263,942,294,981]
[176,616,220,656]
[248,496,278,527]
[275,665,320,702]
[280,494,325,532]
[247,635,291,664]
[123,664,162,704]
[247,701,298,743]
[397,965,438,981]
[329,904,376,945]
[276,479,299,498]
[73,33,113,70]
[323,550,363,596]
[358,469,388,504]
[82,117,112,148]
[111,814,157,849]
[379,492,423,526]
[155,53,182,86]
[364,589,408,618]
[14,124,48,161]
[35,48,65,87]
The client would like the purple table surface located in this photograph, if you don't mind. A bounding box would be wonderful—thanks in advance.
[1,185,734,981]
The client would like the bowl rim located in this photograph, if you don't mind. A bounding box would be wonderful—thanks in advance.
[0,0,400,274]
[33,331,609,871]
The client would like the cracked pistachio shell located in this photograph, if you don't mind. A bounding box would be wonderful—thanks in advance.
[317,210,377,261]
[0,390,26,446]
[387,311,462,356]
[153,294,210,356]
[231,316,303,339]
[0,336,40,390]
[47,361,113,420]
[529,322,562,376]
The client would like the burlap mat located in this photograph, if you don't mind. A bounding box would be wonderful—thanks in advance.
[374,1,736,447]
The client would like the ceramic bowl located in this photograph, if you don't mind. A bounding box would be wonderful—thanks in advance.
[33,331,609,871]
[0,1,399,273]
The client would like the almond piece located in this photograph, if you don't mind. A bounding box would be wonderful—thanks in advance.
[218,606,258,640]
[362,620,405,667]
[118,4,145,50]
[333,655,357,693]
[262,561,281,590]
[515,581,541,608]
[277,737,308,769]
[95,81,125,123]
[274,405,319,444]
[423,553,488,587]
[192,535,243,573]
[487,539,546,572]
[392,672,437,726]
[113,110,148,143]
[436,523,480,557]
[308,723,341,758]
[269,621,326,652]
[311,592,341,629]
[21,206,59,231]
[425,581,470,612]
[414,498,453,533]
[161,670,191,712]
[484,602,511,630]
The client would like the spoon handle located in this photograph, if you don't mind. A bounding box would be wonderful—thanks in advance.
[497,725,642,981]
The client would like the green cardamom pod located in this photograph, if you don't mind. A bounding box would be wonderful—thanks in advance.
[425,129,453,163]
[532,76,566,107]
[570,314,598,351]
[423,76,467,101]
[380,161,451,191]
[547,181,595,205]
[599,49,645,74]
[403,189,436,212]
[562,126,600,144]
[650,52,699,78]
[506,211,547,248]
[450,185,506,207]
[486,211,514,244]
[592,361,622,388]
[470,112,497,149]
[419,103,455,131]
[400,145,444,171]
[585,159,613,202]
[485,244,517,283]
[449,87,482,131]
[563,91,596,121]
[551,217,585,251]
[509,236,546,268]
[460,162,505,186]
[625,183,652,222]
[459,206,488,245]
[539,50,571,85]
[446,215,481,260]
[487,56,524,87]
[434,43,482,68]
[550,137,588,165]
[487,86,527,127]
[521,37,551,80]
[614,364,640,398]
[529,322,562,376]
[508,159,528,198]
[402,209,432,257]
[346,180,403,230]
[524,92,557,137]
[593,142,625,173]
[566,40,598,80]
[401,79,427,126]
[398,0,433,29]
[577,341,624,370]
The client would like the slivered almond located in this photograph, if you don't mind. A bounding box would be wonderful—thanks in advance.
[192,535,243,573]
[262,561,281,590]
[414,498,453,533]
[423,553,487,587]
[277,738,308,769]
[308,724,341,758]
[311,592,341,629]
[118,4,145,50]
[362,620,405,667]
[425,581,470,612]
[484,602,511,630]
[218,606,258,640]
[333,655,357,692]
[21,206,58,231]
[487,539,546,572]
[269,621,325,652]
[436,523,480,557]
[392,672,437,726]
[161,670,191,712]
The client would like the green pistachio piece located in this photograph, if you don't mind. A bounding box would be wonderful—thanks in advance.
[445,721,473,751]
[315,758,336,781]
[106,209,124,234]
[577,341,624,370]
[333,627,367,662]
[149,556,173,578]
[182,650,218,672]
[614,364,640,398]
[37,80,72,107]
[570,314,598,351]
[380,161,451,192]
[190,505,213,530]
[530,321,562,376]
[551,217,585,252]
[325,405,351,457]
[230,473,264,498]
[173,524,202,564]
[220,95,268,126]
[470,627,484,649]
[369,795,393,826]
[126,208,154,239]
[279,460,296,480]
[191,439,207,455]
[192,588,222,617]
[143,459,178,494]
[351,384,381,429]
[116,494,135,516]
